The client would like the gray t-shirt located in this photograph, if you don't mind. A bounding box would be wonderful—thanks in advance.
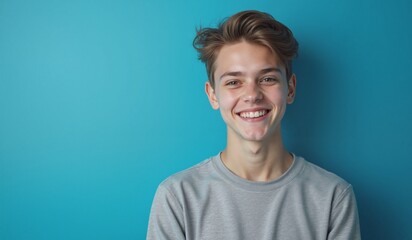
[147,153,361,240]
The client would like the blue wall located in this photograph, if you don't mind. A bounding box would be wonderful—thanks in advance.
[1,0,411,239]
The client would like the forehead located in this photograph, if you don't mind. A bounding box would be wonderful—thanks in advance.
[213,41,284,80]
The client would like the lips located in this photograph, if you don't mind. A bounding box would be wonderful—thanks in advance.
[237,109,270,119]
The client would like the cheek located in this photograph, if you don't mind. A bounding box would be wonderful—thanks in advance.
[217,91,237,110]
[268,89,287,104]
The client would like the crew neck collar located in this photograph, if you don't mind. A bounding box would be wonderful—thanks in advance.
[212,152,304,192]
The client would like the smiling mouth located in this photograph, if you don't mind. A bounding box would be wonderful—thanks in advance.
[238,109,270,119]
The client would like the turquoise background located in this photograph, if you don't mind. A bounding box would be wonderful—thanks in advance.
[1,0,411,239]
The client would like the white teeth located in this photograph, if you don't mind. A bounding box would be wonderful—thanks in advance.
[240,110,268,118]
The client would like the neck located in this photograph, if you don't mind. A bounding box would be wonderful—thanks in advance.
[221,128,293,182]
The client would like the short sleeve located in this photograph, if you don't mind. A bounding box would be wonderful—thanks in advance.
[146,185,185,240]
[327,185,361,240]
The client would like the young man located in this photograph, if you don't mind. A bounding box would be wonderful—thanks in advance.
[147,10,361,240]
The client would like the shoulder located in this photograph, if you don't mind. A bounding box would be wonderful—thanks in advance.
[157,156,216,195]
[298,156,349,186]
[295,156,353,199]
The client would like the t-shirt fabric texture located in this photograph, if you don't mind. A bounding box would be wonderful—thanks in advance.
[147,153,361,240]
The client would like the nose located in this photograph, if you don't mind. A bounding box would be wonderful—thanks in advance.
[242,83,263,103]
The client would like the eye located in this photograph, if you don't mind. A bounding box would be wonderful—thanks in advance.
[225,80,240,87]
[259,77,278,85]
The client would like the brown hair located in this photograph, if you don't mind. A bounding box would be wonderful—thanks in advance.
[193,10,299,88]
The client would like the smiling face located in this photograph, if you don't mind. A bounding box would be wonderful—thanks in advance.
[206,41,296,143]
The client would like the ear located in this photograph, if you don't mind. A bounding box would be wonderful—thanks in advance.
[287,74,296,104]
[205,81,219,110]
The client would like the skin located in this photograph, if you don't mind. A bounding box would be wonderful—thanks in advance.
[205,40,297,182]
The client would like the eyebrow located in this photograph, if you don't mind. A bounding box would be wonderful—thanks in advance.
[219,67,283,81]
[260,67,283,75]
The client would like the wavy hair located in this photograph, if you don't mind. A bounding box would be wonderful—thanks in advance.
[193,10,299,88]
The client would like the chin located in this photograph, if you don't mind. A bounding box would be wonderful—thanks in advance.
[241,131,268,142]
[241,125,281,142]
